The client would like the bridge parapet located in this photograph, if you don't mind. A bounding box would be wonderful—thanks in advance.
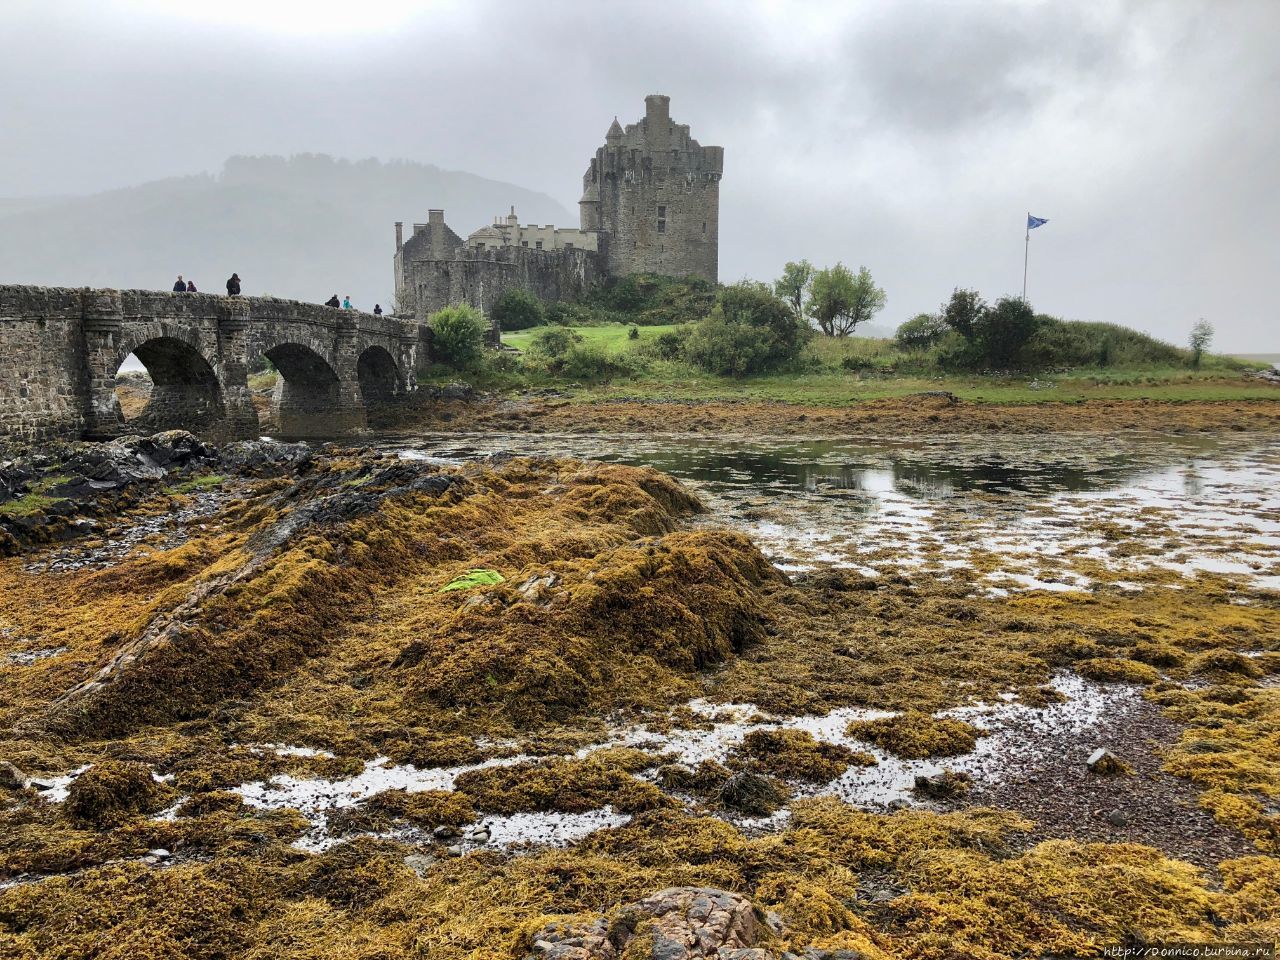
[0,285,429,443]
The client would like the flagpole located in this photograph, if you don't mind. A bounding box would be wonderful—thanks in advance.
[1022,211,1030,302]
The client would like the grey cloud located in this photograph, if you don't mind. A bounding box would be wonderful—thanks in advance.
[0,0,1276,350]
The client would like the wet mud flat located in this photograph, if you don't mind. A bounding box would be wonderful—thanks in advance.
[1,430,1279,958]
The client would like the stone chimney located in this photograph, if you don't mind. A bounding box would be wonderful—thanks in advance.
[395,221,403,250]
[645,94,671,151]
[428,209,445,225]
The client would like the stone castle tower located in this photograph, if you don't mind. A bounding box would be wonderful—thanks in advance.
[395,94,722,319]
[579,94,723,283]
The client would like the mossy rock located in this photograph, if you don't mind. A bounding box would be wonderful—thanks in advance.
[733,728,873,782]
[1075,657,1162,685]
[455,756,675,815]
[847,711,981,760]
[64,760,175,828]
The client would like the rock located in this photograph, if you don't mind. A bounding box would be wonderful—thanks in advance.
[445,844,463,858]
[718,771,788,816]
[403,853,436,876]
[1106,810,1129,828]
[432,825,461,840]
[465,823,492,844]
[148,848,172,859]
[886,798,910,811]
[220,439,312,476]
[912,770,972,799]
[528,887,774,959]
[1086,748,1131,776]
[0,761,28,790]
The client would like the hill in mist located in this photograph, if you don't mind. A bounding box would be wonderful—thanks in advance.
[0,155,573,310]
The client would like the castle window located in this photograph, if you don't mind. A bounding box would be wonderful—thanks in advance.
[658,206,666,217]
[475,243,485,250]
[657,219,665,233]
[521,241,528,247]
[535,240,543,250]
[565,242,574,249]
[702,221,707,233]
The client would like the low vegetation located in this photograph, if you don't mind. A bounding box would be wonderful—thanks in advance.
[416,272,1267,402]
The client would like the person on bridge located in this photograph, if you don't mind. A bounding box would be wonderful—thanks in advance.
[342,296,353,310]
[173,275,186,292]
[325,294,340,308]
[226,273,241,296]
[373,304,383,315]
[186,279,197,293]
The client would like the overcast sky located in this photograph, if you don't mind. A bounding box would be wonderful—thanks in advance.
[3,0,1277,350]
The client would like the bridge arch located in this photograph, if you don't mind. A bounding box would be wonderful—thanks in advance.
[263,341,365,437]
[356,345,404,425]
[111,334,226,436]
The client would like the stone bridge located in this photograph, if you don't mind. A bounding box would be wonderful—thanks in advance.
[0,285,430,442]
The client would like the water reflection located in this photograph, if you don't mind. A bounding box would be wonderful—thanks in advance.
[380,433,1235,502]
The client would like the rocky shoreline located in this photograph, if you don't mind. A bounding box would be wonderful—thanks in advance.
[1,431,1278,958]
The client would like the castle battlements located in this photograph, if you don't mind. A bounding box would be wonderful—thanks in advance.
[394,94,721,320]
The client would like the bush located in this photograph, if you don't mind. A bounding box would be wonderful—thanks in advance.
[428,305,487,370]
[527,326,582,360]
[895,313,948,351]
[491,289,545,331]
[643,328,691,361]
[583,273,717,325]
[685,282,811,377]
[974,297,1040,368]
[545,301,592,326]
[558,345,639,383]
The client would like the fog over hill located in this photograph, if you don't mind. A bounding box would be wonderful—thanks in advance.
[0,154,573,310]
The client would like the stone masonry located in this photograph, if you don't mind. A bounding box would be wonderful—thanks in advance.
[0,285,426,443]
[395,94,721,320]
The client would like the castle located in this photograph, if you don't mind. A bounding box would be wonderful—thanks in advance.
[393,94,723,320]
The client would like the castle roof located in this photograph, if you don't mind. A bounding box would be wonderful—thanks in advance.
[606,117,623,141]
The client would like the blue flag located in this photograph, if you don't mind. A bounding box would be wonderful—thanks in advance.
[1027,214,1049,230]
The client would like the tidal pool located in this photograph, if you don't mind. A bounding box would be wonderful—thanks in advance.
[378,431,1280,591]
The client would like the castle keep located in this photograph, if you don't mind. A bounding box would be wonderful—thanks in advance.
[394,94,722,319]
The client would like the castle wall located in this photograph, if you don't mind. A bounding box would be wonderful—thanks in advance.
[409,246,603,319]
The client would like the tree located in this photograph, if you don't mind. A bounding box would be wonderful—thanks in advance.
[974,297,1039,368]
[1189,318,1213,369]
[428,305,487,370]
[895,313,948,351]
[941,288,987,340]
[807,264,886,337]
[491,289,545,331]
[773,260,814,318]
[685,282,811,377]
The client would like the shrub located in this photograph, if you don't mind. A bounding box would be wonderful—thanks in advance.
[428,305,487,370]
[491,289,545,331]
[685,282,811,377]
[643,328,690,361]
[895,312,949,351]
[974,296,1040,368]
[545,300,592,326]
[527,326,582,360]
[559,345,639,383]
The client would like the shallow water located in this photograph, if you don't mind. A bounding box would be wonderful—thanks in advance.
[378,431,1280,591]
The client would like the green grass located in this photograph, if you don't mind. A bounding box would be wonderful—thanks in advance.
[430,328,1280,407]
[0,475,69,517]
[168,474,226,495]
[501,323,683,355]
[0,492,65,518]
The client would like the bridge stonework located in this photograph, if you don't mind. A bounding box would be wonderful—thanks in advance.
[0,285,428,443]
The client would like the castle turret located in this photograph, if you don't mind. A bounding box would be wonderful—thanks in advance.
[581,94,722,282]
